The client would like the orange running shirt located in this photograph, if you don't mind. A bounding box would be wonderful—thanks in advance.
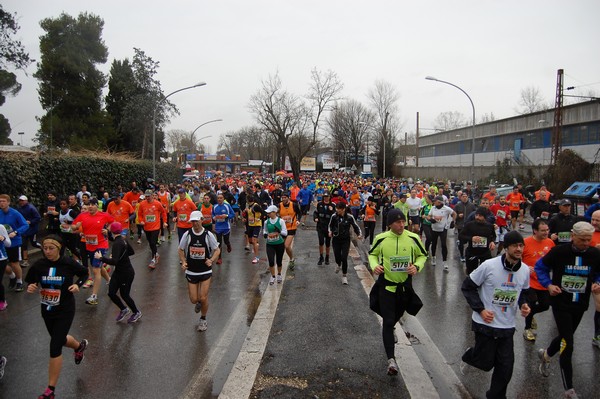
[137,200,167,232]
[522,236,555,290]
[106,200,134,228]
[173,198,197,229]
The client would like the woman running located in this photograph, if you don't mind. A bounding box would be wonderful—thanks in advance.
[328,202,362,285]
[94,222,142,323]
[25,235,89,399]
[263,205,287,285]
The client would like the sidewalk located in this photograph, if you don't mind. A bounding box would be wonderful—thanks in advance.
[220,232,442,398]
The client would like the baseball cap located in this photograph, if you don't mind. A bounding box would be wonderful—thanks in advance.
[266,205,278,213]
[189,211,203,222]
[144,189,154,196]
[178,187,186,193]
[18,195,27,201]
[558,199,572,206]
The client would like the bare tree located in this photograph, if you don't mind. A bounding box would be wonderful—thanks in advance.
[166,128,206,155]
[516,86,547,114]
[248,69,343,179]
[218,127,275,162]
[434,111,467,131]
[327,100,375,166]
[367,80,401,177]
[480,112,496,123]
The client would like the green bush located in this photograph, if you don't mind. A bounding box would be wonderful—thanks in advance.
[0,151,181,206]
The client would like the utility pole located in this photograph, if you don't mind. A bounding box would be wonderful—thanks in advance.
[551,69,564,165]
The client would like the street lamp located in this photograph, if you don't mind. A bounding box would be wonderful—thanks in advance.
[152,82,207,181]
[191,119,222,153]
[18,132,24,146]
[425,76,476,182]
[359,122,386,178]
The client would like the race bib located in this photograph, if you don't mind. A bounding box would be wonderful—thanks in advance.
[178,213,188,221]
[561,275,587,293]
[248,217,255,224]
[40,288,61,306]
[409,209,419,216]
[512,202,519,208]
[190,246,206,260]
[60,224,72,233]
[390,255,410,272]
[267,232,280,242]
[472,236,488,248]
[557,232,571,243]
[145,214,156,223]
[282,216,293,223]
[541,211,549,219]
[496,210,506,219]
[85,235,98,245]
[216,214,227,221]
[47,206,56,213]
[492,288,517,307]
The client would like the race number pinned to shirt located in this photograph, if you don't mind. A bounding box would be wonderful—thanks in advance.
[472,236,488,248]
[85,235,98,245]
[492,288,517,308]
[561,275,587,294]
[40,288,61,306]
[267,232,280,242]
[496,210,506,219]
[540,211,549,219]
[178,213,188,221]
[189,246,206,260]
[145,214,156,223]
[557,232,571,243]
[409,208,419,217]
[390,255,410,272]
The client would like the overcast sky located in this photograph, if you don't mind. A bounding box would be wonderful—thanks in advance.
[3,0,599,151]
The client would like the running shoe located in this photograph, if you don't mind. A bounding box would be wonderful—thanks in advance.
[335,265,340,274]
[324,256,330,265]
[85,295,98,305]
[168,234,172,241]
[523,329,536,342]
[38,387,55,399]
[341,276,348,285]
[244,245,251,251]
[137,239,142,244]
[21,260,29,267]
[74,339,88,364]
[592,335,600,348]
[277,274,283,284]
[148,259,156,269]
[197,318,208,332]
[564,388,579,399]
[269,276,276,285]
[431,256,436,266]
[252,257,259,264]
[8,277,16,290]
[194,302,202,313]
[387,358,399,376]
[216,258,223,265]
[443,263,449,272]
[0,301,6,311]
[155,254,160,264]
[0,356,6,379]
[161,236,166,242]
[103,264,111,274]
[128,311,142,323]
[116,308,131,322]
[227,243,232,253]
[156,240,161,247]
[14,282,23,292]
[538,348,551,377]
[460,257,466,263]
[82,278,94,288]
[317,256,324,266]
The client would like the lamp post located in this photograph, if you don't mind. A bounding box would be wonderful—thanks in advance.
[191,119,222,145]
[425,76,476,182]
[152,82,206,181]
[359,122,386,178]
[18,132,24,146]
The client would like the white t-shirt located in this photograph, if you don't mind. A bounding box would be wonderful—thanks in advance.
[469,256,530,329]
[406,197,422,217]
[428,205,454,232]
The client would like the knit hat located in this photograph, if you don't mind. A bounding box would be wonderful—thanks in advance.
[387,209,406,226]
[503,231,524,247]
[109,222,123,234]
[475,207,487,216]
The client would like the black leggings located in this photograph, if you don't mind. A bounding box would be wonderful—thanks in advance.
[422,224,433,252]
[60,233,81,259]
[108,272,139,313]
[216,232,231,258]
[332,238,351,274]
[431,229,448,260]
[42,311,75,358]
[363,221,376,244]
[465,250,492,274]
[547,307,585,390]
[379,287,404,359]
[317,228,331,247]
[145,230,159,257]
[0,259,7,302]
[266,243,285,268]
[525,288,551,329]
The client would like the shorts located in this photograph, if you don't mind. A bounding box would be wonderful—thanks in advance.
[301,205,309,215]
[510,210,520,219]
[246,226,261,238]
[286,229,296,236]
[88,248,107,267]
[409,216,421,225]
[6,246,21,262]
[185,272,212,284]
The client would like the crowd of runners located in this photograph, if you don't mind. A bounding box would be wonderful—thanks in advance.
[1,172,599,399]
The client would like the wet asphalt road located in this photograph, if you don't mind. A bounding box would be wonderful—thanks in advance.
[0,223,267,399]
